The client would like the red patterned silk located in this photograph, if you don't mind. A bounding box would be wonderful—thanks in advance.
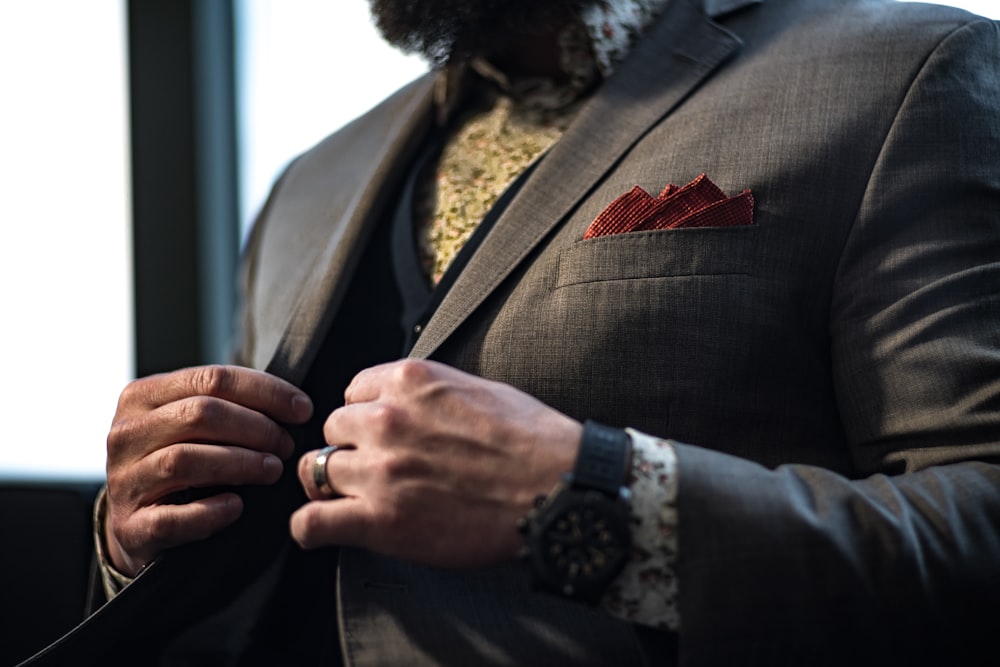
[583,173,754,239]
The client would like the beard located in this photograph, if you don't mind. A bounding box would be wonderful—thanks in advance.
[368,0,587,66]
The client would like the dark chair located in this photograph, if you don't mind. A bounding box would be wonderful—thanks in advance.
[0,480,102,666]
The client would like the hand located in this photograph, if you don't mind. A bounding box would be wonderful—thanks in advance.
[290,359,582,567]
[104,365,313,576]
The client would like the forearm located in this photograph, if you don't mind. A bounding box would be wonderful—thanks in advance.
[675,444,1000,660]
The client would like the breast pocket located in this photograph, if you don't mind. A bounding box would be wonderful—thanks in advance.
[555,224,760,289]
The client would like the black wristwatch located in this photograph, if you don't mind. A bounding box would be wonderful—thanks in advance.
[519,420,633,603]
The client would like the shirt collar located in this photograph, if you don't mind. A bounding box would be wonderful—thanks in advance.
[579,0,673,77]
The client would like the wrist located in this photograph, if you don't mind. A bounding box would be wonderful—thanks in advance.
[519,420,634,603]
[92,486,137,596]
[99,493,143,578]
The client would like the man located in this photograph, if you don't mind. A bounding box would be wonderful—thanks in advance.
[25,0,1000,665]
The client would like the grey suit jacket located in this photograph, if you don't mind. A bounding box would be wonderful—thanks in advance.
[234,0,1000,664]
[234,0,1000,663]
[23,0,998,666]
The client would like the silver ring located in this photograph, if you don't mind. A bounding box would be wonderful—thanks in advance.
[313,445,349,497]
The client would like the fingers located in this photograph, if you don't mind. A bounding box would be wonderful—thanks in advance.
[298,447,334,501]
[342,363,389,405]
[290,497,369,551]
[118,365,313,424]
[103,364,313,573]
[288,360,582,568]
[108,365,310,474]
[108,395,297,466]
[297,438,367,501]
[343,358,448,405]
[112,492,245,572]
[114,443,285,507]
[106,442,286,575]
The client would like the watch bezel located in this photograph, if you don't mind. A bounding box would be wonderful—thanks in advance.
[523,478,632,603]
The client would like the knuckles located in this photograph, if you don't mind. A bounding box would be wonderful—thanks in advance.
[366,403,407,440]
[390,358,435,389]
[189,364,234,398]
[175,394,225,430]
[106,416,143,458]
[346,358,438,402]
[388,359,460,409]
[154,443,197,482]
[115,378,145,411]
[322,401,408,447]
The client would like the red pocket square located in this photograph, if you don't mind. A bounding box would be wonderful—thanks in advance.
[583,174,754,239]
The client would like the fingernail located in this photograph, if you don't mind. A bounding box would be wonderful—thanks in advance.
[263,454,283,477]
[292,394,313,421]
[222,494,243,517]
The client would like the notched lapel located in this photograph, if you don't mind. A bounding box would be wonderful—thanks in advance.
[704,0,765,20]
[409,0,746,359]
[254,76,436,383]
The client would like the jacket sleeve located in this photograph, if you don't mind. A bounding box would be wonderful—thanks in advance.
[673,18,1000,665]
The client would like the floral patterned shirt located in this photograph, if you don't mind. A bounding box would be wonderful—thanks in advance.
[581,0,675,76]
[418,0,674,284]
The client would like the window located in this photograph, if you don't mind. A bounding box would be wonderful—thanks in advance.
[235,0,998,237]
[0,1,132,479]
[1,0,994,479]
[906,0,997,18]
[235,0,428,236]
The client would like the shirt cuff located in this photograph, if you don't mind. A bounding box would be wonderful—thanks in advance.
[601,428,680,630]
[92,485,135,599]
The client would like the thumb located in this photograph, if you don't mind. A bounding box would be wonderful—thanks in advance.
[290,498,370,550]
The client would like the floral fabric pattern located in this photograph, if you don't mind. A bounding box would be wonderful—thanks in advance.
[419,0,672,283]
[417,96,581,283]
[603,429,680,630]
[581,0,672,76]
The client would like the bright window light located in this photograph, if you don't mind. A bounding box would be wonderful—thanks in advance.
[0,1,132,480]
[236,0,429,237]
[906,0,997,18]
[235,0,997,236]
[0,0,991,479]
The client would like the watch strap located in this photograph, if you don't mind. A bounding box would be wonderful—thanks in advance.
[573,420,632,496]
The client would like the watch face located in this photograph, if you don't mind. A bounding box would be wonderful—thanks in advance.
[537,493,630,597]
